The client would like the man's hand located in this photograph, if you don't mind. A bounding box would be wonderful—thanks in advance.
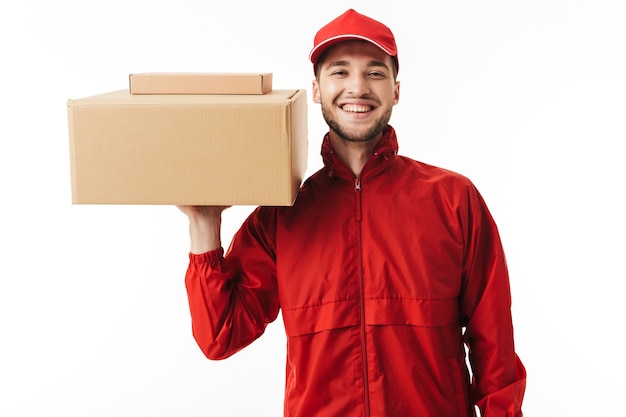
[177,205,231,254]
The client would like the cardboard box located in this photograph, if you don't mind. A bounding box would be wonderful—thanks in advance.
[129,72,273,95]
[67,89,308,205]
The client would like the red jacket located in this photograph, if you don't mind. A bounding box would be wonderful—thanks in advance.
[185,126,526,416]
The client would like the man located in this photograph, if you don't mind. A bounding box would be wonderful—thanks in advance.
[178,9,526,417]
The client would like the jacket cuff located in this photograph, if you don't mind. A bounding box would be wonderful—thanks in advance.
[189,247,225,264]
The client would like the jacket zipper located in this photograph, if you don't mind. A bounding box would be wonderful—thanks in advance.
[355,178,370,416]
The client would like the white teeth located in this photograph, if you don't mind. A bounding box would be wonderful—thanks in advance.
[342,104,371,113]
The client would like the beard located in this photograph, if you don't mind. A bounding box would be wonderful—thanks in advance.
[321,101,392,143]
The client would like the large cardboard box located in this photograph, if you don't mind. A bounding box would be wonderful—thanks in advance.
[67,89,308,206]
[129,72,273,95]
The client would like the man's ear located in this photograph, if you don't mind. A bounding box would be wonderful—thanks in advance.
[393,80,400,105]
[312,79,321,104]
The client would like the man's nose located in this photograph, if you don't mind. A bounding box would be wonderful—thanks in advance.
[346,74,371,96]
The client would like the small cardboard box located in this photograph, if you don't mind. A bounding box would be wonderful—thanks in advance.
[129,72,273,95]
[67,89,308,205]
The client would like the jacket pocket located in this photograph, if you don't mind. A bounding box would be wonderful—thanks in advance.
[364,296,460,327]
[282,298,361,337]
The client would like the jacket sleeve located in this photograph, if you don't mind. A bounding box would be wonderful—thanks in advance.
[184,206,279,360]
[459,185,526,416]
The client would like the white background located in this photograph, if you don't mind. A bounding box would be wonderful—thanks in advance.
[1,0,624,416]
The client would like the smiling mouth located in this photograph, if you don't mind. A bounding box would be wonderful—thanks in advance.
[341,104,373,113]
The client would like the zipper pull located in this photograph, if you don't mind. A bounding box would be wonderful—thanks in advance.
[354,178,362,221]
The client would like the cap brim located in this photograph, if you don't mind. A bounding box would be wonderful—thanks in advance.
[309,34,396,65]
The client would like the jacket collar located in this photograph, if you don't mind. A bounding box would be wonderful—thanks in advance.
[321,125,399,180]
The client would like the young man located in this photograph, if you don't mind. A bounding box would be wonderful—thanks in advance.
[178,9,526,417]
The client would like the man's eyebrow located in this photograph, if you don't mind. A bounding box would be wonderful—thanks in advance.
[367,60,390,69]
[326,60,350,69]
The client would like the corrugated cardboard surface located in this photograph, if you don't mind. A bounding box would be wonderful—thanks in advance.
[129,73,273,95]
[67,89,308,205]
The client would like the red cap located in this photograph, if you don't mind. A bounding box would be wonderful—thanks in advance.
[309,9,398,72]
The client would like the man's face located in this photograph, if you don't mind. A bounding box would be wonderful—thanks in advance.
[312,40,400,143]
